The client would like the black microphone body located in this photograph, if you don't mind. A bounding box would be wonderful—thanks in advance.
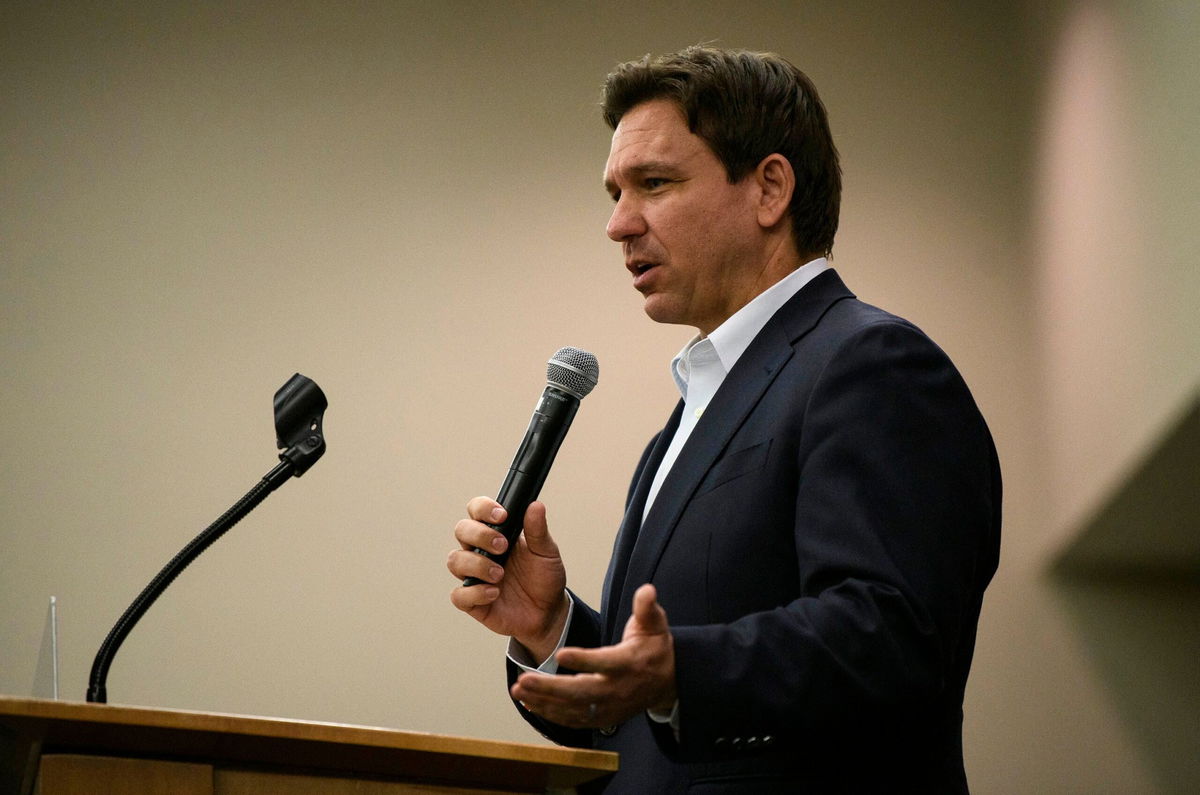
[464,347,597,586]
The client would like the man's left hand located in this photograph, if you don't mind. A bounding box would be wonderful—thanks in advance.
[510,583,676,728]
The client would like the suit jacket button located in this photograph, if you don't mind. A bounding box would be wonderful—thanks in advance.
[746,736,760,749]
[599,724,618,737]
[730,737,743,751]
[714,737,727,748]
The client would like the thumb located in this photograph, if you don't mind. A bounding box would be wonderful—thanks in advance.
[520,501,558,556]
[628,583,670,637]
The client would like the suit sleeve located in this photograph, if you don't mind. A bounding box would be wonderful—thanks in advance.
[662,320,1001,759]
[505,589,602,747]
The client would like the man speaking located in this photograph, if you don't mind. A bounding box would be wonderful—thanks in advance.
[448,46,1000,793]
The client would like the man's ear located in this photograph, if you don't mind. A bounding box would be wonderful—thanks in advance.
[754,153,794,229]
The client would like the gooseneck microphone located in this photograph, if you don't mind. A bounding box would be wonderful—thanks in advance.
[85,374,328,703]
[463,347,598,587]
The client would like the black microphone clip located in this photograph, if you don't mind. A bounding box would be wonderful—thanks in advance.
[273,374,327,477]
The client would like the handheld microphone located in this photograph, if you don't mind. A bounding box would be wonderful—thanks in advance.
[463,347,598,587]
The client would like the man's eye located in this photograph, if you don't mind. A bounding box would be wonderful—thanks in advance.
[645,177,669,189]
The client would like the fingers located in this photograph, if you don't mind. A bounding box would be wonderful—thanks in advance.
[448,578,499,612]
[446,545,505,585]
[554,585,671,672]
[449,499,506,583]
[467,496,507,523]
[512,584,677,726]
[518,502,559,558]
[447,498,508,596]
[628,583,670,636]
[455,497,509,552]
[554,643,627,674]
[511,671,606,728]
[513,671,601,704]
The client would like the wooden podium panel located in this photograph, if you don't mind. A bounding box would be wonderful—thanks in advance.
[37,755,213,795]
[0,696,616,794]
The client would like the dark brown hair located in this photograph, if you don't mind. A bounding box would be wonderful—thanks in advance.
[602,45,841,257]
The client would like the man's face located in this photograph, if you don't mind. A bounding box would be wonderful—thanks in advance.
[604,99,764,335]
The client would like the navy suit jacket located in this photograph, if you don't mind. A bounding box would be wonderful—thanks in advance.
[508,270,1001,793]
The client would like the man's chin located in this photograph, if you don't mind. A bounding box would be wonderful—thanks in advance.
[641,297,697,329]
[641,296,677,325]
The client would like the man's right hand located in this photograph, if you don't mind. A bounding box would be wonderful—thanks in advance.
[448,498,569,664]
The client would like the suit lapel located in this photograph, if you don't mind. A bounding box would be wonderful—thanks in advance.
[607,269,855,636]
[601,402,682,643]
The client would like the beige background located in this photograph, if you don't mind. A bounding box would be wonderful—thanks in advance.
[2,2,1197,792]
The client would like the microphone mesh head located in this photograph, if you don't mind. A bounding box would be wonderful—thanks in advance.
[547,347,599,400]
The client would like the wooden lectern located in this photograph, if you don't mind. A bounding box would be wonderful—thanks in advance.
[0,696,616,794]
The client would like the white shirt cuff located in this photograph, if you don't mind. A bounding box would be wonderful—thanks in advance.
[506,591,575,674]
[648,699,681,734]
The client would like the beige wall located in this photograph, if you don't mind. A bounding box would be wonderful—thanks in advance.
[1,2,1195,792]
[1029,0,1200,553]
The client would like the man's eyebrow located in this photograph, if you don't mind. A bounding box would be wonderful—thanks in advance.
[603,161,681,193]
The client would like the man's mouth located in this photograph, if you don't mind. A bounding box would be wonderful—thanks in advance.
[628,261,660,291]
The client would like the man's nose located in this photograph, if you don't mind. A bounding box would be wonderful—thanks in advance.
[606,196,645,241]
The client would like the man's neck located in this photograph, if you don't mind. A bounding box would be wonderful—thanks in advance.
[696,243,821,337]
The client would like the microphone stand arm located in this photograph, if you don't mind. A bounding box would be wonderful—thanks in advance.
[86,374,327,704]
[87,460,294,703]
